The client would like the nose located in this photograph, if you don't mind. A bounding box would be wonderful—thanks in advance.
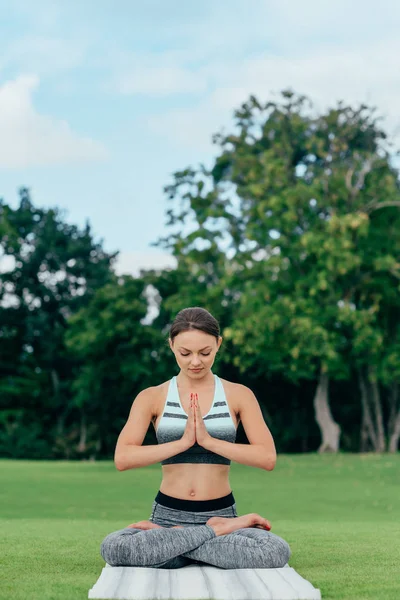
[191,355,202,366]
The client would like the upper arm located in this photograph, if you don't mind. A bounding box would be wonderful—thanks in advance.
[114,387,156,465]
[236,385,276,469]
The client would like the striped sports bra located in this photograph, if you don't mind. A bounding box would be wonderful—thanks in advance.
[155,374,237,465]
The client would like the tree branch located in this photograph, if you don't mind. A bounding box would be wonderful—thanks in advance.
[345,160,373,200]
[363,200,400,214]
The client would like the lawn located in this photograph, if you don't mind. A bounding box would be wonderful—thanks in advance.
[1,454,399,600]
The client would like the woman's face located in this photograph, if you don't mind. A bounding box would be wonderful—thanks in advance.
[169,329,222,379]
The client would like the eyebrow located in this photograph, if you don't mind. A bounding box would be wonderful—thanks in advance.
[179,346,212,352]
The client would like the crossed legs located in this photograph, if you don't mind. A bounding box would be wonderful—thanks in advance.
[100,523,291,570]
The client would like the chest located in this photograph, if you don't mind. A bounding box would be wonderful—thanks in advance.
[153,380,240,432]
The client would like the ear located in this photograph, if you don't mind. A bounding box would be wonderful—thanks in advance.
[168,338,174,352]
[217,336,223,351]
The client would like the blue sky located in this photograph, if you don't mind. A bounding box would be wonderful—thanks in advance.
[1,0,400,275]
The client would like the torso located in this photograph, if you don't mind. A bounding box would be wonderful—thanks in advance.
[151,375,241,501]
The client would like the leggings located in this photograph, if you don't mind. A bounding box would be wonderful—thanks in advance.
[100,490,291,570]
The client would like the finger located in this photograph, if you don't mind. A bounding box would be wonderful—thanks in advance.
[264,520,271,530]
[254,522,271,530]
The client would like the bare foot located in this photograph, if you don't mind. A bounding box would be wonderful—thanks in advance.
[206,514,271,536]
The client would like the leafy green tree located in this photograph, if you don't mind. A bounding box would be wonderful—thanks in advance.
[0,188,117,457]
[64,275,170,457]
[154,91,400,452]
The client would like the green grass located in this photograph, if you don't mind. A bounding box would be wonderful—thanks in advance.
[1,454,399,600]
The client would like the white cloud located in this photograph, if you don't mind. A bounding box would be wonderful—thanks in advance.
[115,250,177,277]
[2,36,87,75]
[0,75,108,168]
[148,37,400,151]
[266,0,400,44]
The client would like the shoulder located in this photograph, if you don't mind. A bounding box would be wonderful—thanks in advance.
[218,377,257,414]
[136,379,171,401]
[218,377,255,397]
[134,379,171,419]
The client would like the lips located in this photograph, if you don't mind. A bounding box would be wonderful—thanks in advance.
[190,368,202,372]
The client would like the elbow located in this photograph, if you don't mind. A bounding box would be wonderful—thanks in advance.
[114,452,128,471]
[114,446,139,471]
[264,452,276,471]
[114,458,125,471]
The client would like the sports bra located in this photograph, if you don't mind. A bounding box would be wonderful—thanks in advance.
[155,374,237,465]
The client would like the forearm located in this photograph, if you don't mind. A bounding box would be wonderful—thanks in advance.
[115,440,187,471]
[205,438,276,470]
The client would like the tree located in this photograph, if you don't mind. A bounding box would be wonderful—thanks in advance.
[0,188,118,457]
[154,91,400,452]
[64,275,170,457]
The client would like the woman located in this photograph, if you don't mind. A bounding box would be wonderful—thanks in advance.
[100,307,291,570]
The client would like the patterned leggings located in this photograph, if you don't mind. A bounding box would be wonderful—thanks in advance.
[100,490,291,570]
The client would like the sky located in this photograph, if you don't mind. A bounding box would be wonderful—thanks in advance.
[1,0,400,276]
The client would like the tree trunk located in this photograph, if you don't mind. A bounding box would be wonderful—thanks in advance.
[313,371,341,452]
[51,368,64,436]
[359,370,378,451]
[360,410,370,452]
[370,375,385,452]
[358,367,386,452]
[77,408,87,454]
[388,382,400,453]
[51,368,60,400]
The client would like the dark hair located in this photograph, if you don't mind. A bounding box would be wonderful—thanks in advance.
[169,307,220,343]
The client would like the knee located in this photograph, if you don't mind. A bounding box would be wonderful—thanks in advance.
[100,529,134,566]
[100,531,119,565]
[262,535,291,568]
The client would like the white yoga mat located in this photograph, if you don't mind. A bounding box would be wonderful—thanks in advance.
[88,563,322,600]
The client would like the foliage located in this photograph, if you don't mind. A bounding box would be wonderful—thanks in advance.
[153,91,400,451]
[0,188,118,457]
[1,90,400,457]
[64,275,171,456]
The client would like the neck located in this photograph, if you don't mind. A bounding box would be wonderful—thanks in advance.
[176,370,215,389]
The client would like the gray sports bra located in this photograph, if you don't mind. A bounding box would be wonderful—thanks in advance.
[155,374,237,465]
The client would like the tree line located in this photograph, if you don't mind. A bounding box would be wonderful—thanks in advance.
[1,90,399,459]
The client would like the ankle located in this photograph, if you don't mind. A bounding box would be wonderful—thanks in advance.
[206,523,225,537]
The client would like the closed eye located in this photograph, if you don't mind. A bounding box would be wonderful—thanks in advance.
[180,352,211,356]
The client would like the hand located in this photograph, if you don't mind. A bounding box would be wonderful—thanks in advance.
[193,393,213,448]
[206,513,272,537]
[180,394,197,449]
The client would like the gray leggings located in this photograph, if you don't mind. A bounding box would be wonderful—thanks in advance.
[100,493,291,570]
